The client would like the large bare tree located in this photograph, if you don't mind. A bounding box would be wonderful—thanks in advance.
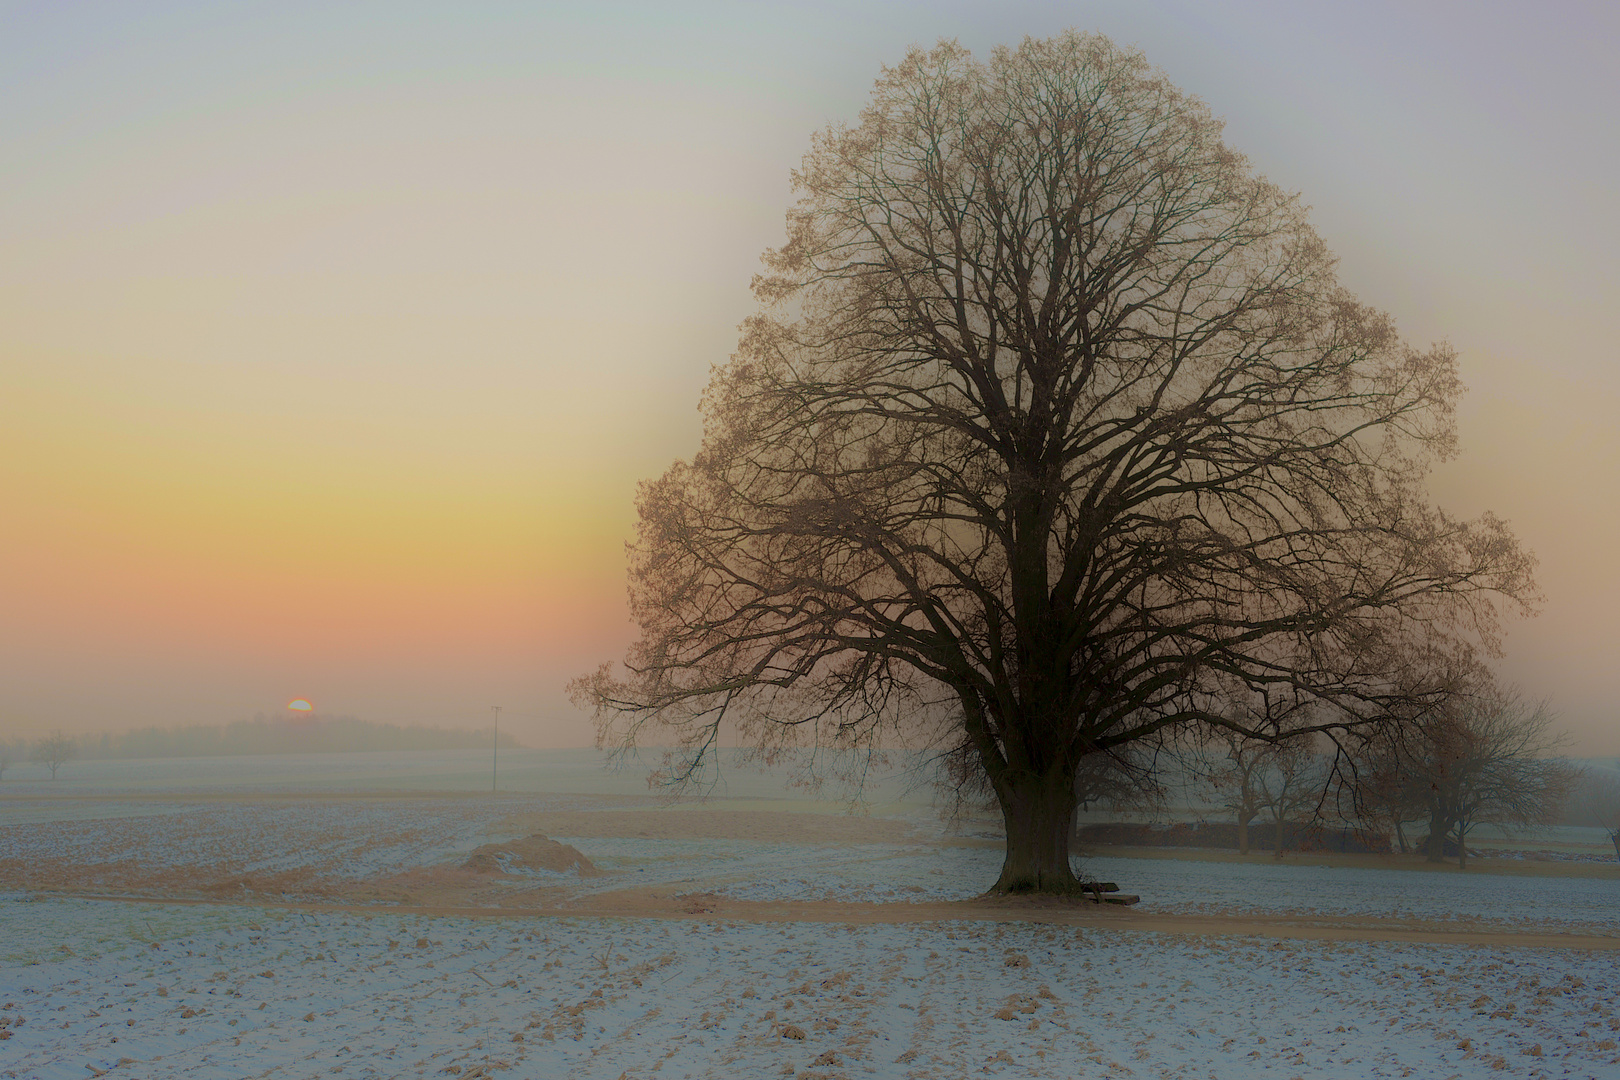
[574,33,1535,893]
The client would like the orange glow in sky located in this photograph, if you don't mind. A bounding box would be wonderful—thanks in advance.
[1,2,1615,751]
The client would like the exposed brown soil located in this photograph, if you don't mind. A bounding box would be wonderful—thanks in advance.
[45,886,1620,952]
[462,833,601,876]
[488,808,924,845]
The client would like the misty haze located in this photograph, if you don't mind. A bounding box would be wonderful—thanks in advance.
[4,7,1619,1080]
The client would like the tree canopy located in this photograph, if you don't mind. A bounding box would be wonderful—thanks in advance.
[574,31,1536,893]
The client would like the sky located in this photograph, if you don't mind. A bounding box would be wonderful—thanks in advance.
[2,0,1616,752]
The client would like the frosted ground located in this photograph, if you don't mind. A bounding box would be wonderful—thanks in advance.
[2,749,1617,1078]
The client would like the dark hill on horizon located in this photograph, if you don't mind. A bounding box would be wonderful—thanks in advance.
[70,715,521,760]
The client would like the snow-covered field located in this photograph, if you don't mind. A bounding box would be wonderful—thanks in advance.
[4,895,1618,1079]
[6,796,1615,933]
[2,750,1617,1078]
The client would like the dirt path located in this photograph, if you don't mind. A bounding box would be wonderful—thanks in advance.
[41,886,1620,951]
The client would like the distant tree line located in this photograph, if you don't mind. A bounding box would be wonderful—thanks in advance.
[0,715,522,771]
[1071,677,1596,867]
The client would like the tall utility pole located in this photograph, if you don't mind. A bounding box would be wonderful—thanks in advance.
[491,705,501,792]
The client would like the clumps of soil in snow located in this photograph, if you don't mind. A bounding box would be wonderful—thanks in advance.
[462,834,602,878]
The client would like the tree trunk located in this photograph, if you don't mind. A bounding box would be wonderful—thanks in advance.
[1425,806,1447,863]
[1393,820,1408,854]
[1610,831,1619,863]
[1237,815,1252,855]
[1455,823,1469,870]
[992,772,1081,894]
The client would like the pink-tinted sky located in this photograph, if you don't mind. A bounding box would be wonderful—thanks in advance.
[2,1,1616,751]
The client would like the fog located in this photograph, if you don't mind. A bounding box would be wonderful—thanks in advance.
[20,716,516,764]
[4,5,1618,1076]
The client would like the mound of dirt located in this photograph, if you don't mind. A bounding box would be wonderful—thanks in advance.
[462,834,602,877]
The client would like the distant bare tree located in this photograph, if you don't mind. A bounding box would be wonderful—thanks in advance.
[1207,736,1266,855]
[1206,735,1325,854]
[1256,743,1329,853]
[1074,741,1167,818]
[1400,688,1577,868]
[31,730,78,780]
[574,32,1536,894]
[1340,730,1420,853]
[1571,769,1620,862]
[0,739,15,780]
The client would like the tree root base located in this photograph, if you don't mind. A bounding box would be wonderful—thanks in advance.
[984,879,1129,902]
